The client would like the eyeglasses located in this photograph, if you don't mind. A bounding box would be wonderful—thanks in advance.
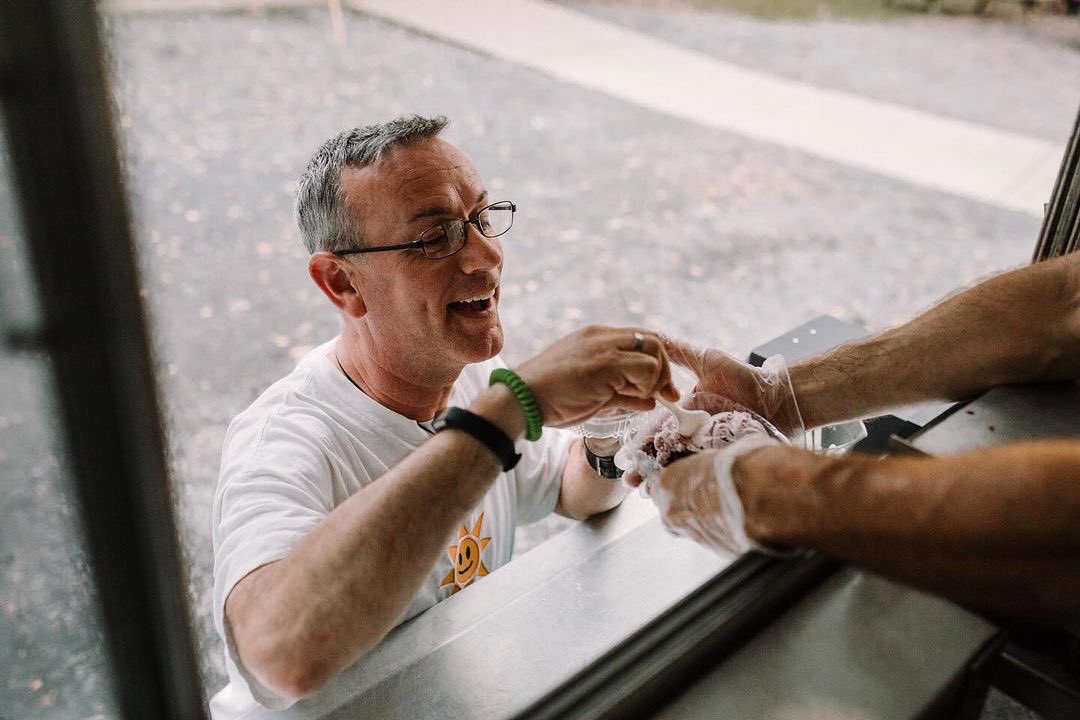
[333,200,516,260]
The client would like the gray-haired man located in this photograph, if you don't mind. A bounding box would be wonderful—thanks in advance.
[210,115,678,716]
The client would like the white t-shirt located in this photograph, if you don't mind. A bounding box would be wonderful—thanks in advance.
[209,340,574,718]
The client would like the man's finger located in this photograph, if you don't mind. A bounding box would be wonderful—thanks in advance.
[613,353,673,398]
[629,331,674,401]
[598,393,656,415]
[654,345,678,402]
[619,330,649,354]
[642,332,680,401]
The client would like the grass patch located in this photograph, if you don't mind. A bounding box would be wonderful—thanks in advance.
[686,0,917,20]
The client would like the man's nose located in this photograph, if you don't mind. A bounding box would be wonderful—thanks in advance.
[457,223,502,274]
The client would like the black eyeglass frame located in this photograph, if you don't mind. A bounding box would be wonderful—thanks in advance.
[332,200,517,259]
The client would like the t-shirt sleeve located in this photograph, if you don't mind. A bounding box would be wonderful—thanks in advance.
[511,425,575,525]
[211,412,349,709]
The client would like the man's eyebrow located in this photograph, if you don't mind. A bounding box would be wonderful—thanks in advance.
[409,205,453,223]
[408,191,489,223]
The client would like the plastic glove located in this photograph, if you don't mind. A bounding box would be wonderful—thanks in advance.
[648,435,780,556]
[661,335,805,446]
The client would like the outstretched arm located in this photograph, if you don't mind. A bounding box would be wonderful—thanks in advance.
[663,253,1080,432]
[791,252,1080,428]
[735,440,1080,617]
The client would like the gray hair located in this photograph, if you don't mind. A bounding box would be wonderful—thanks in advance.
[295,114,450,254]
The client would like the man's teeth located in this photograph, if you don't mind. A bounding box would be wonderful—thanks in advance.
[449,291,495,313]
[458,291,495,303]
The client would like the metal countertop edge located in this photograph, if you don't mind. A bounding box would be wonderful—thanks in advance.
[511,551,837,720]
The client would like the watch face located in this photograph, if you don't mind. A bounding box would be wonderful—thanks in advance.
[432,413,449,432]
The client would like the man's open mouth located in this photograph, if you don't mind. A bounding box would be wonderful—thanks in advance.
[449,290,495,314]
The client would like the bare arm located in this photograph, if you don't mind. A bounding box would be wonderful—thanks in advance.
[555,440,629,520]
[791,253,1080,428]
[226,385,523,699]
[736,440,1080,617]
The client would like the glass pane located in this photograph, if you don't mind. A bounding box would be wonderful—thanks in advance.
[98,1,1058,714]
[0,121,119,716]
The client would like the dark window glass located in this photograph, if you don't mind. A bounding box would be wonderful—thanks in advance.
[0,116,120,720]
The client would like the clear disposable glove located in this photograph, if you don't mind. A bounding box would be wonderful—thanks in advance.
[661,335,805,446]
[648,435,780,556]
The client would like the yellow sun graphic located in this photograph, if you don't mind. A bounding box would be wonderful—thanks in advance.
[439,512,491,595]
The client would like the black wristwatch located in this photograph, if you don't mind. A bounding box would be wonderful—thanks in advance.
[433,407,521,472]
[584,445,624,480]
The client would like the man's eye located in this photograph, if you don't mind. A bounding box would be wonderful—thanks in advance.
[421,227,449,249]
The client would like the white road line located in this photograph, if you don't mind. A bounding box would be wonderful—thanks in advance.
[351,0,1061,217]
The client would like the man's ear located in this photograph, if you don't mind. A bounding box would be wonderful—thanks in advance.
[309,252,367,317]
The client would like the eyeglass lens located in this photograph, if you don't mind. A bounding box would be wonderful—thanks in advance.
[419,201,514,259]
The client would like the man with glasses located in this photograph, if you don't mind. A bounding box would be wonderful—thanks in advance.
[210,115,678,716]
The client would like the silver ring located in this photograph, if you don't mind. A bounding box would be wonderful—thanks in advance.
[632,332,645,353]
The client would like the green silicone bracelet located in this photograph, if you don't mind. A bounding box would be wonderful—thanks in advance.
[489,368,543,441]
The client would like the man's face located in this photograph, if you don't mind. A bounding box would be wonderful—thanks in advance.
[341,138,504,375]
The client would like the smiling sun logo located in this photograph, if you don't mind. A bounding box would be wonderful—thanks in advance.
[439,512,491,595]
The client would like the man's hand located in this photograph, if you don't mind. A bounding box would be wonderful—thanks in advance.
[663,336,804,440]
[516,325,679,428]
[650,436,780,555]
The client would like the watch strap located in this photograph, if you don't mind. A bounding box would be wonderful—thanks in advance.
[434,407,521,472]
[584,445,624,479]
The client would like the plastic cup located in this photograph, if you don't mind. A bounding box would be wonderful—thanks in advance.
[579,410,639,456]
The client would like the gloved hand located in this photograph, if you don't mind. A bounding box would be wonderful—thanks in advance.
[647,435,780,556]
[661,335,805,445]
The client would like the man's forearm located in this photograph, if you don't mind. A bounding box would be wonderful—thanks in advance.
[737,441,1080,617]
[791,253,1080,428]
[228,385,525,698]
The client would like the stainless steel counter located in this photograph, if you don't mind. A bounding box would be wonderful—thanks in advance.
[912,382,1080,456]
[260,495,734,719]
[252,491,997,720]
[655,569,996,720]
